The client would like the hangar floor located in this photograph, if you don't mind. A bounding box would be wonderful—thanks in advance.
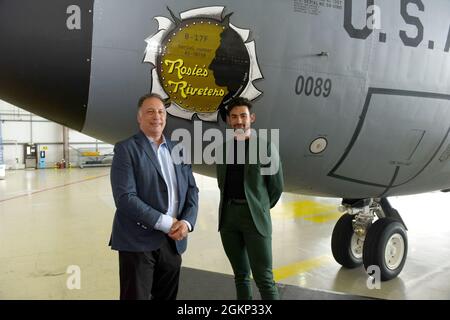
[0,167,449,300]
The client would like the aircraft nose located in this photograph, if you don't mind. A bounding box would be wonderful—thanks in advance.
[0,0,94,131]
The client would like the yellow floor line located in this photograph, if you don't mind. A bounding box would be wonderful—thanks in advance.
[271,200,340,223]
[273,255,334,282]
[303,212,343,223]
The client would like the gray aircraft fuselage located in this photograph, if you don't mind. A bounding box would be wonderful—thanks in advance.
[2,0,450,198]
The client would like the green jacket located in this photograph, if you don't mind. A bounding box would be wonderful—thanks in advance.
[216,138,284,237]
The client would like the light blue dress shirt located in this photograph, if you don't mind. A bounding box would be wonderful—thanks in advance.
[147,135,192,234]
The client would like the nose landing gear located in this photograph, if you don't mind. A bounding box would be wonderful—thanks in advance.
[331,198,408,281]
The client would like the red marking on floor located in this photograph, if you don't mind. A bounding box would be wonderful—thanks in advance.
[0,173,110,203]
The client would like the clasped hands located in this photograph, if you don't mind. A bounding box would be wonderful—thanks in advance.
[168,218,188,241]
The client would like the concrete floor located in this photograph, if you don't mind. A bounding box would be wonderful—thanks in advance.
[0,167,449,299]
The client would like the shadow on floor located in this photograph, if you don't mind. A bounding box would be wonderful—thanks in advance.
[178,267,373,300]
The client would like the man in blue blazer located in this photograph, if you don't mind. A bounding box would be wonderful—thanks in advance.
[109,93,199,300]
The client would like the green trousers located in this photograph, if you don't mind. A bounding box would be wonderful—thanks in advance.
[220,201,279,300]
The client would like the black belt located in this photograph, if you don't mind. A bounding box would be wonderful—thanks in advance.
[229,198,248,204]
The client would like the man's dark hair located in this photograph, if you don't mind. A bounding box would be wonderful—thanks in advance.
[137,93,167,109]
[226,97,253,115]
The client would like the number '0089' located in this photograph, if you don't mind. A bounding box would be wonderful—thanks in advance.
[295,76,332,98]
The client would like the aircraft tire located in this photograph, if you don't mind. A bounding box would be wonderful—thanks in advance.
[331,213,363,268]
[363,218,408,281]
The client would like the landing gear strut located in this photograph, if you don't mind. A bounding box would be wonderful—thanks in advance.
[331,198,408,281]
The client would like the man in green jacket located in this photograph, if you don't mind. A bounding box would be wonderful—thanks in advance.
[216,97,284,300]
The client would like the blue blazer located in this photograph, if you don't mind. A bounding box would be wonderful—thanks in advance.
[109,130,198,254]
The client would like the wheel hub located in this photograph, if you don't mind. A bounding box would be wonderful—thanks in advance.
[385,233,405,270]
[350,234,363,259]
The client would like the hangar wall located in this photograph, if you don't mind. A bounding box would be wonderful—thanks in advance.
[0,100,113,169]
